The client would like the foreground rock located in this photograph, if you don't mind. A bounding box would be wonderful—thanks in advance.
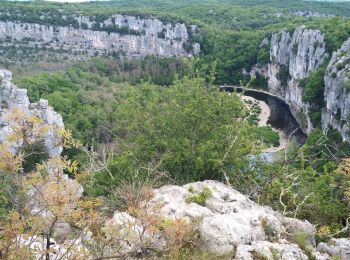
[318,238,350,259]
[149,180,315,257]
[0,69,64,157]
[10,179,350,259]
[236,239,308,260]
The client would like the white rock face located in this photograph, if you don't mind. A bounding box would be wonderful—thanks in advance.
[0,14,200,62]
[235,239,308,260]
[150,180,315,256]
[317,238,350,259]
[256,27,350,142]
[322,37,350,142]
[266,26,328,134]
[0,69,64,157]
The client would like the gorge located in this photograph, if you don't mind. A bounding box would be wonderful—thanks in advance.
[221,86,307,147]
[251,25,350,143]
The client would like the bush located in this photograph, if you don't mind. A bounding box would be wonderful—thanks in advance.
[342,80,350,92]
[91,76,254,194]
[257,45,270,64]
[185,186,212,206]
[302,65,326,107]
[256,126,280,147]
[277,65,290,88]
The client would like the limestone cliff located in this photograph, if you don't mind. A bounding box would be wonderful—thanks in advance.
[0,14,200,63]
[0,70,64,157]
[254,26,350,142]
[267,26,327,134]
[253,26,328,135]
[322,38,350,142]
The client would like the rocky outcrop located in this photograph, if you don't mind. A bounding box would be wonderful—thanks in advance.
[149,180,316,257]
[0,69,64,157]
[292,11,336,18]
[235,239,308,260]
[322,37,350,142]
[317,238,350,259]
[0,14,200,63]
[104,180,350,259]
[15,180,350,259]
[266,26,327,134]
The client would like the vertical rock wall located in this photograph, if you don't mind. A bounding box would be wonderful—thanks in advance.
[255,26,328,134]
[322,38,350,142]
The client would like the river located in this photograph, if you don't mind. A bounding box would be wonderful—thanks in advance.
[220,86,307,160]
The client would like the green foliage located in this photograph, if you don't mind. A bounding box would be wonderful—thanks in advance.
[250,73,269,90]
[301,64,327,127]
[261,219,277,241]
[309,109,322,129]
[292,232,316,260]
[0,191,8,218]
[342,79,350,92]
[302,65,326,106]
[256,126,280,147]
[91,76,254,195]
[185,186,212,206]
[277,64,289,88]
[301,128,350,172]
[21,141,49,173]
[14,57,187,145]
[257,45,270,64]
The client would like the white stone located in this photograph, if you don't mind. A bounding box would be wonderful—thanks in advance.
[0,70,64,157]
[317,238,350,259]
[148,180,314,256]
[236,240,309,260]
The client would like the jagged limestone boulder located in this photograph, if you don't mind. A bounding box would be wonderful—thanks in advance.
[317,238,350,259]
[235,239,308,260]
[322,37,350,142]
[149,180,316,256]
[0,70,64,157]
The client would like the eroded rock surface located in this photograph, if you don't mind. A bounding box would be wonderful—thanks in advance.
[265,26,327,134]
[235,239,308,260]
[253,26,350,143]
[150,180,315,256]
[317,238,350,259]
[0,14,200,63]
[322,37,350,142]
[0,69,64,157]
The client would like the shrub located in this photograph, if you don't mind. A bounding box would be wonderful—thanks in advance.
[257,45,270,64]
[277,64,290,88]
[256,126,280,147]
[185,186,212,206]
[342,80,350,92]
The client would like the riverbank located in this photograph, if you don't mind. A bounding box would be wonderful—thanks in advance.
[241,95,288,153]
